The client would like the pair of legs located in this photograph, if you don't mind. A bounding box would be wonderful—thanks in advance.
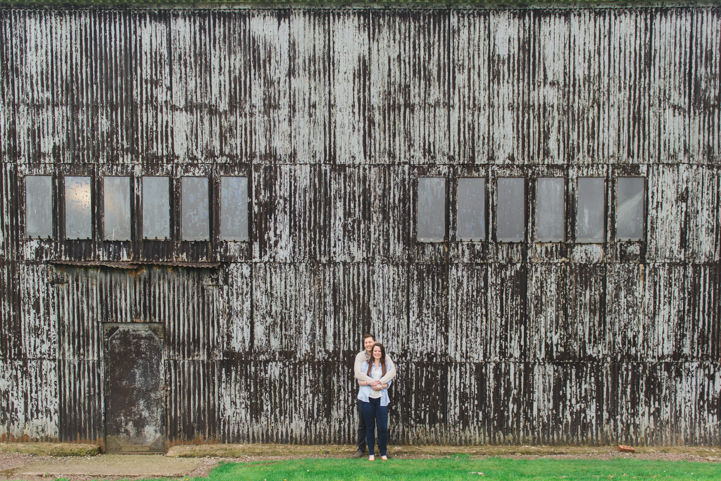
[356,400,367,453]
[359,397,388,457]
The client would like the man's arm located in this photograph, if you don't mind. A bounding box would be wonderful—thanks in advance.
[379,354,396,384]
[354,352,375,383]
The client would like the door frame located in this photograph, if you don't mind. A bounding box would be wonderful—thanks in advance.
[103,322,165,453]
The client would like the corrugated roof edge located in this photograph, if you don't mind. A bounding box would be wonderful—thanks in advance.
[0,0,719,9]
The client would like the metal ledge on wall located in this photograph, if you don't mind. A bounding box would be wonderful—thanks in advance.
[48,260,221,270]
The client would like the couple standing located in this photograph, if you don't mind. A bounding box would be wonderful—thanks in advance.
[352,333,397,461]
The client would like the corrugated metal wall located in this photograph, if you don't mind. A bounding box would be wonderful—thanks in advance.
[1,7,720,446]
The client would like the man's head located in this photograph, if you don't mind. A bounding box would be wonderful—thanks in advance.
[362,333,375,353]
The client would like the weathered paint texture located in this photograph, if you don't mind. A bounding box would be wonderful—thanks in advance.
[1,8,720,446]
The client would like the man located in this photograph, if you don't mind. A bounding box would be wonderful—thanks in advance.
[352,333,396,458]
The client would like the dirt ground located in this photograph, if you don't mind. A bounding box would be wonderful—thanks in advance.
[1,444,721,481]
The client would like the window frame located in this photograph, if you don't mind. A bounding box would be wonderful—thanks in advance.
[495,177,527,243]
[534,177,566,243]
[24,174,55,239]
[416,176,447,243]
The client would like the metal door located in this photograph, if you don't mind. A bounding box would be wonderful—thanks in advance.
[104,324,164,453]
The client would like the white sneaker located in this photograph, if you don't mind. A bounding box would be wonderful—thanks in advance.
[368,455,375,461]
[381,455,388,460]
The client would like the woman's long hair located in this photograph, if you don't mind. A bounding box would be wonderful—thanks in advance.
[366,343,387,377]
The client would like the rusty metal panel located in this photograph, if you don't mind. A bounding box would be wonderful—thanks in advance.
[488,264,527,360]
[568,11,611,164]
[489,11,531,164]
[11,12,94,165]
[689,9,721,164]
[171,12,231,163]
[0,164,19,261]
[18,263,56,360]
[218,360,350,443]
[367,262,409,357]
[685,264,721,361]
[160,268,222,361]
[330,12,369,165]
[130,12,173,164]
[650,9,694,165]
[608,10,653,164]
[448,263,488,362]
[370,12,450,165]
[605,263,646,360]
[683,166,721,262]
[450,11,490,165]
[525,362,603,444]
[408,263,449,360]
[251,262,329,360]
[166,360,217,442]
[0,261,20,360]
[0,360,58,441]
[57,359,102,442]
[218,263,252,357]
[326,262,371,354]
[329,167,374,261]
[248,12,292,164]
[0,12,11,162]
[643,265,693,360]
[252,165,332,262]
[647,165,721,262]
[529,12,570,165]
[604,361,721,445]
[366,166,410,261]
[54,269,103,361]
[290,12,331,164]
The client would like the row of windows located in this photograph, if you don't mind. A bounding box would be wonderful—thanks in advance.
[25,176,249,241]
[417,176,645,243]
[24,174,645,244]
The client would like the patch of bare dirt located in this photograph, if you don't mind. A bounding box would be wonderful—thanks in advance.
[1,444,720,480]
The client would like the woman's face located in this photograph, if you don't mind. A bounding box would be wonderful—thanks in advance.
[372,346,382,360]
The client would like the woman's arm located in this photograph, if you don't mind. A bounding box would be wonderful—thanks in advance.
[379,355,396,384]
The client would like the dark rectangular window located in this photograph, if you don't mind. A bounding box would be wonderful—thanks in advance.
[535,178,565,242]
[457,178,486,241]
[616,177,645,240]
[103,177,131,241]
[576,177,605,243]
[417,177,446,242]
[142,177,170,240]
[496,178,525,242]
[25,176,53,238]
[181,177,209,241]
[65,176,92,239]
[220,176,249,241]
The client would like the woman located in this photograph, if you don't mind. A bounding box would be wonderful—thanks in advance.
[357,343,392,461]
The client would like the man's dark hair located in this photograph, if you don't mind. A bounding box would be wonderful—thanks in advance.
[362,333,375,341]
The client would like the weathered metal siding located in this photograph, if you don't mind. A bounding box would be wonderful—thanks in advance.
[1,8,720,446]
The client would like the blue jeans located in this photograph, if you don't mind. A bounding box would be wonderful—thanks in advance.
[360,398,388,456]
[356,400,367,452]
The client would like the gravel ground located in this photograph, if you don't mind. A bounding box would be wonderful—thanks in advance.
[1,445,720,480]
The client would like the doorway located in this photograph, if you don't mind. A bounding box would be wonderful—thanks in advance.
[104,323,164,453]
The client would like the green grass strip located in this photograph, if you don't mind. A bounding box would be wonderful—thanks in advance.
[191,456,721,481]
